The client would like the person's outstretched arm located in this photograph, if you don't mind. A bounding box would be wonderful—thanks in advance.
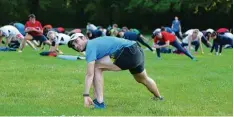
[155,40,170,48]
[199,36,204,54]
[84,61,95,108]
[137,36,153,51]
[210,40,215,53]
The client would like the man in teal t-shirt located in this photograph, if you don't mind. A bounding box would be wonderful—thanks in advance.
[67,34,163,109]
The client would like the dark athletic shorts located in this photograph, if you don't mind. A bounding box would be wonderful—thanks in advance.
[32,35,47,43]
[113,43,144,74]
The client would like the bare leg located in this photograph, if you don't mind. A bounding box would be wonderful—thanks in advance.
[24,33,37,50]
[32,40,39,46]
[44,40,51,46]
[18,38,26,51]
[92,56,121,103]
[95,56,121,71]
[93,67,104,103]
[92,80,97,100]
[132,70,161,97]
[26,40,37,50]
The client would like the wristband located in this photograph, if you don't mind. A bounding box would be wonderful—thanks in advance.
[83,94,89,97]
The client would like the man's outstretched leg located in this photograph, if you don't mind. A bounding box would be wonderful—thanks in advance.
[93,68,104,103]
[92,56,122,108]
[132,70,163,100]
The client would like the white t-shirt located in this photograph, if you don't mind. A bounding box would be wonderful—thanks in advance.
[52,33,71,45]
[185,29,203,37]
[183,29,203,44]
[57,33,71,45]
[223,32,233,40]
[0,25,23,40]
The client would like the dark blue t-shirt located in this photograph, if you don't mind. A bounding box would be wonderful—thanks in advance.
[123,31,139,41]
[90,30,103,39]
[172,20,181,32]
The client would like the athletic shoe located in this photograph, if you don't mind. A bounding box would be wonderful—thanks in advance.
[156,57,161,60]
[93,99,105,109]
[152,96,164,101]
[192,58,198,61]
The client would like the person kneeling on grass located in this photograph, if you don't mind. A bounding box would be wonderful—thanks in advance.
[24,14,51,49]
[181,29,204,55]
[47,30,73,54]
[153,29,196,60]
[210,32,233,56]
[185,29,211,48]
[0,25,32,52]
[67,34,163,109]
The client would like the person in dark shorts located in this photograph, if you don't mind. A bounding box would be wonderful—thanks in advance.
[24,14,51,48]
[210,32,233,55]
[67,34,163,109]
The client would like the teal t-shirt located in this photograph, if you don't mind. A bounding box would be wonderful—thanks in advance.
[85,36,136,63]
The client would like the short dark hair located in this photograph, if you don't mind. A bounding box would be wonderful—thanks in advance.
[67,40,75,48]
[211,32,217,37]
[161,26,166,31]
[28,14,36,18]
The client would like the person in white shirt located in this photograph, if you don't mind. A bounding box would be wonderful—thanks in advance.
[47,31,72,54]
[222,32,233,40]
[220,32,233,48]
[182,29,204,54]
[0,25,35,52]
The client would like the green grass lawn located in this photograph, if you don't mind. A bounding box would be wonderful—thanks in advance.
[0,43,232,116]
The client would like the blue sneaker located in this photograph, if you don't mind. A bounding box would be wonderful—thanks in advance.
[93,99,105,109]
[192,58,198,61]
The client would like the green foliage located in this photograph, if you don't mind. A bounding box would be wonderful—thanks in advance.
[182,0,233,14]
[0,0,232,27]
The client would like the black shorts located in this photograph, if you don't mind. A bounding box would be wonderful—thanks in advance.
[8,41,20,48]
[113,43,144,74]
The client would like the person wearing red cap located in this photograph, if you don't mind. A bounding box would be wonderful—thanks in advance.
[153,30,196,60]
[24,14,51,48]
